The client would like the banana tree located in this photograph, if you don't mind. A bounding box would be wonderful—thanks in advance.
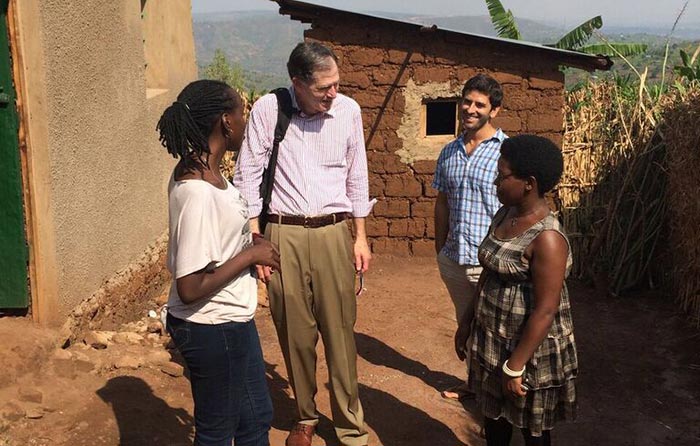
[674,45,700,82]
[484,0,647,57]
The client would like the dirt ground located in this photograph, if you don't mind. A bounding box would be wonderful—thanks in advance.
[1,255,699,446]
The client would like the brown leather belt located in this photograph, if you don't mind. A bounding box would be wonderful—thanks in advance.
[267,212,349,228]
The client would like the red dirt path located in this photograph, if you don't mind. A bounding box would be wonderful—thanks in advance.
[1,255,699,445]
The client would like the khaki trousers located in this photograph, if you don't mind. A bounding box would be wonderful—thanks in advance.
[265,221,368,446]
[436,253,482,324]
[437,253,482,381]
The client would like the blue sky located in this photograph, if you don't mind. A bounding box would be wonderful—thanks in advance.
[192,0,700,27]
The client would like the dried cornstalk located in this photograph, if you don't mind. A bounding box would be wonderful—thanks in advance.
[558,79,666,294]
[662,86,700,325]
[221,89,258,180]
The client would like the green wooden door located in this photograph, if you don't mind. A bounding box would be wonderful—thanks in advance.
[0,0,29,309]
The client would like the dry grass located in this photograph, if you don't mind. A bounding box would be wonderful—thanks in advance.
[662,86,700,324]
[559,77,700,323]
[559,81,666,294]
[221,90,258,180]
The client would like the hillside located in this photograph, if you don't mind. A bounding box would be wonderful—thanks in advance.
[193,11,306,91]
[193,10,700,91]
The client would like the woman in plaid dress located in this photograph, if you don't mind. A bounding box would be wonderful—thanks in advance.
[455,135,577,445]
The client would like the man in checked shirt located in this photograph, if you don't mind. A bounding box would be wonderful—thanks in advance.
[233,42,374,446]
[432,74,507,401]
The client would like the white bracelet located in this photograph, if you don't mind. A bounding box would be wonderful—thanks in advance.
[502,360,525,378]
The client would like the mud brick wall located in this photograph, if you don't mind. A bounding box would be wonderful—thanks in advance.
[305,16,565,256]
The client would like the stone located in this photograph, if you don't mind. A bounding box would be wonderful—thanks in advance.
[113,355,143,370]
[52,348,72,361]
[112,332,145,346]
[25,407,44,420]
[17,387,43,404]
[1,401,25,422]
[154,292,168,305]
[75,358,96,373]
[147,321,162,334]
[160,362,185,378]
[83,331,113,349]
[145,333,161,344]
[144,349,171,367]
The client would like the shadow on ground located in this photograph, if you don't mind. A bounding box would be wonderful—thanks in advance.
[97,375,193,446]
[356,331,463,393]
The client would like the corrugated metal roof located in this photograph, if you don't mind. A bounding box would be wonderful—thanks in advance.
[272,0,613,71]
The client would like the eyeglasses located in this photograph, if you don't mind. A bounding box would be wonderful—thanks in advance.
[355,271,365,297]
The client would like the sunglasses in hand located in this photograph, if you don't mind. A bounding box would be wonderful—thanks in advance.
[355,271,365,297]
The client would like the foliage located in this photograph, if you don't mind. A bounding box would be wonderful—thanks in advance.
[202,49,246,91]
[483,0,646,57]
[484,0,520,40]
[674,45,700,82]
[551,16,602,50]
[565,39,700,90]
[576,42,649,57]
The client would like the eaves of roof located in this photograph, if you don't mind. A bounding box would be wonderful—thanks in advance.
[272,0,613,72]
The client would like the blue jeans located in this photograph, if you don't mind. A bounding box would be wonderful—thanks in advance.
[167,314,273,446]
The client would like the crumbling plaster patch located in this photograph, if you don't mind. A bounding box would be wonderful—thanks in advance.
[395,79,462,164]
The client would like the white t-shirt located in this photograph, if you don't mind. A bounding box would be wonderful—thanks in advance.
[166,175,257,324]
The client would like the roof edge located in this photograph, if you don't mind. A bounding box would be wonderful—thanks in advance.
[272,0,613,72]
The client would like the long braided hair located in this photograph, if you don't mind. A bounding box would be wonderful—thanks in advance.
[157,79,242,173]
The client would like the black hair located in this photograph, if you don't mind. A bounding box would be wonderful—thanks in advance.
[462,74,503,108]
[156,79,242,172]
[500,135,564,196]
[287,42,338,82]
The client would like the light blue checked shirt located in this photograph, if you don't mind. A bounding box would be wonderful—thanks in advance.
[432,129,507,265]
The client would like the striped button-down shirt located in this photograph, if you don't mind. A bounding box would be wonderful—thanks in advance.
[233,87,375,217]
[432,129,507,265]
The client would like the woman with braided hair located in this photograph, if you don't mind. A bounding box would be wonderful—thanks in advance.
[157,79,278,446]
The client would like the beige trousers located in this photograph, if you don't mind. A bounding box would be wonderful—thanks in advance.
[265,221,368,446]
[437,253,482,382]
[436,253,482,324]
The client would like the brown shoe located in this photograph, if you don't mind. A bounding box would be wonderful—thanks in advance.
[286,423,315,446]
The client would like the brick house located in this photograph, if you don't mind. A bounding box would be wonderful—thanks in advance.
[273,0,611,256]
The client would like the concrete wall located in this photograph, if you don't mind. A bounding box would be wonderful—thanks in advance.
[306,16,565,257]
[13,0,197,324]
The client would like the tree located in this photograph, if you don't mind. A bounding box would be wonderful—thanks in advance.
[202,49,245,91]
[484,0,647,57]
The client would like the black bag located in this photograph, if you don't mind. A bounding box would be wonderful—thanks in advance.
[258,88,294,232]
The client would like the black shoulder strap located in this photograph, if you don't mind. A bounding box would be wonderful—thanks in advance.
[259,88,294,225]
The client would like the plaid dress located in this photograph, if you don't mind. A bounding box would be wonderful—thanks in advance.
[467,208,578,436]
